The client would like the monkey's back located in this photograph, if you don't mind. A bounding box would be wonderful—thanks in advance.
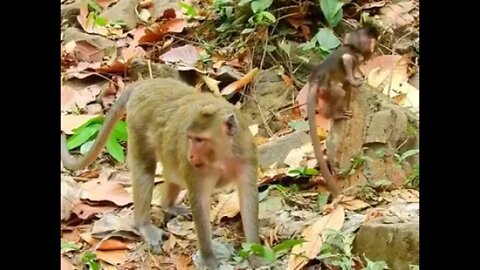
[125,77,254,187]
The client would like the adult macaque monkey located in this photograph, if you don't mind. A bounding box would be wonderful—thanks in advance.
[306,27,378,197]
[61,78,262,269]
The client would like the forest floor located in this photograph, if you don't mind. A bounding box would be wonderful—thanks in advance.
[61,0,419,269]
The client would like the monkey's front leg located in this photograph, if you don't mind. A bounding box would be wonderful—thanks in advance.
[237,160,267,268]
[189,176,219,270]
[131,146,167,253]
[341,54,363,87]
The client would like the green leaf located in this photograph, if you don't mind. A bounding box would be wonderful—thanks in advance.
[279,39,291,56]
[61,240,79,252]
[364,256,389,270]
[319,0,344,27]
[314,28,341,51]
[272,239,305,253]
[288,120,309,132]
[88,0,102,13]
[262,246,276,263]
[113,120,128,142]
[72,116,105,133]
[241,28,255,34]
[317,192,330,209]
[80,140,95,155]
[260,11,276,22]
[180,2,198,16]
[264,44,276,52]
[106,136,125,163]
[304,167,318,176]
[238,0,253,6]
[95,16,108,26]
[251,0,273,13]
[399,149,419,162]
[81,252,100,270]
[67,124,101,150]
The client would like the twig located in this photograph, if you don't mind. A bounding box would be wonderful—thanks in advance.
[147,59,153,79]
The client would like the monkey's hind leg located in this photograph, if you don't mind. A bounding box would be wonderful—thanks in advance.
[162,181,191,220]
[325,85,352,120]
[130,135,166,254]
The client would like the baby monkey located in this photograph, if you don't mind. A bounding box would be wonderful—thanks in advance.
[61,78,262,269]
[306,27,378,197]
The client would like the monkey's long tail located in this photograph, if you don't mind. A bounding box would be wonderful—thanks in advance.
[61,88,134,171]
[306,79,340,197]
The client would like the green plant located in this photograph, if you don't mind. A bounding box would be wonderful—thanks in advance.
[288,167,318,177]
[299,28,341,58]
[66,116,127,163]
[238,0,276,26]
[318,230,389,270]
[319,0,344,28]
[339,154,372,177]
[61,240,79,252]
[180,2,199,17]
[395,149,419,163]
[405,164,419,188]
[81,251,100,270]
[238,239,305,264]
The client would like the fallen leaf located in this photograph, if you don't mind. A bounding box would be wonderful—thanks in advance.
[73,40,104,63]
[72,203,117,220]
[284,143,312,169]
[61,114,99,134]
[248,124,259,136]
[92,212,139,240]
[61,256,75,270]
[139,19,187,44]
[76,3,109,36]
[339,196,370,211]
[81,179,133,207]
[96,61,129,74]
[162,234,177,253]
[167,217,195,236]
[96,250,128,266]
[210,191,240,223]
[159,44,199,66]
[80,232,130,251]
[200,75,220,95]
[220,68,259,95]
[138,8,151,22]
[363,208,386,223]
[175,254,193,270]
[361,1,386,10]
[97,0,118,8]
[61,176,83,221]
[61,82,103,111]
[363,55,418,111]
[287,206,345,270]
[379,2,415,30]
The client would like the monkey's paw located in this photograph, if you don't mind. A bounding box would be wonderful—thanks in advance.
[138,223,167,254]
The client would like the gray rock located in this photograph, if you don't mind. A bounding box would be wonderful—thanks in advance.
[257,132,310,168]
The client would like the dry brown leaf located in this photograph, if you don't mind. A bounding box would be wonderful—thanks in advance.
[72,203,117,220]
[61,114,99,134]
[200,75,220,95]
[61,82,102,112]
[361,1,386,10]
[379,2,415,30]
[80,232,130,251]
[287,205,345,270]
[339,196,370,211]
[162,234,177,253]
[139,19,187,44]
[61,256,75,270]
[97,0,118,8]
[61,176,83,221]
[96,61,129,74]
[220,68,259,95]
[159,44,199,66]
[96,250,128,266]
[395,189,419,203]
[81,179,133,207]
[363,208,386,223]
[210,191,240,223]
[73,41,104,63]
[91,212,139,240]
[174,254,193,270]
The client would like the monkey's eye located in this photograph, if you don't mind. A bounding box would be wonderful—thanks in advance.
[193,137,204,143]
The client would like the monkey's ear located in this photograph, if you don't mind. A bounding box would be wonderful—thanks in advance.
[224,113,238,136]
[200,104,217,116]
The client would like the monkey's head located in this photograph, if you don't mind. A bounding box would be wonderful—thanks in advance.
[186,104,238,172]
[344,27,379,57]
